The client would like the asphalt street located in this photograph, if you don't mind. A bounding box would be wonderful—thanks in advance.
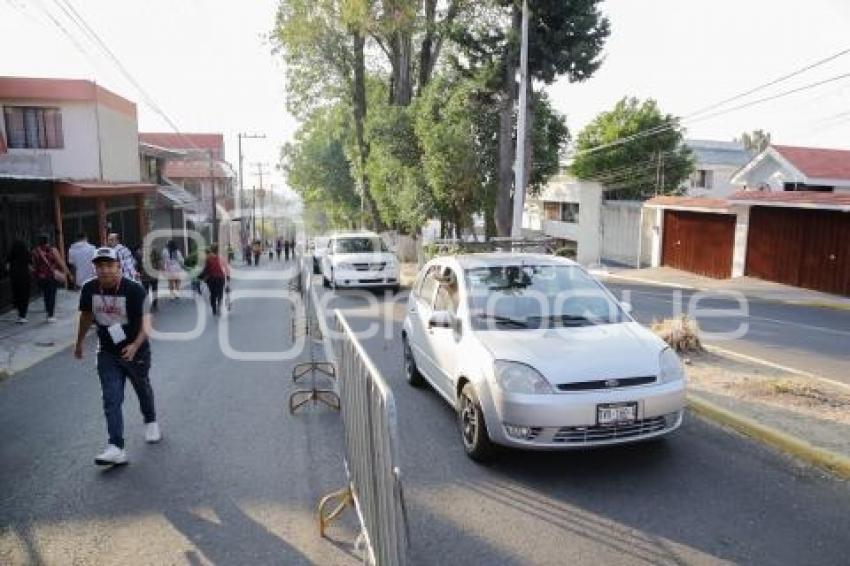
[0,262,360,565]
[2,263,849,566]
[602,280,850,384]
[318,281,850,566]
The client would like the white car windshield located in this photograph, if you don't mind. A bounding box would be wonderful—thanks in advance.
[464,264,626,330]
[333,237,389,254]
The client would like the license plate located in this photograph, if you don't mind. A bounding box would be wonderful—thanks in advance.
[597,402,637,426]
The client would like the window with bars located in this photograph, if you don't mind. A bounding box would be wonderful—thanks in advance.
[3,106,64,149]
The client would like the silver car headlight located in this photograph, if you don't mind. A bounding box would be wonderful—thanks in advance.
[336,262,354,271]
[494,360,553,394]
[659,348,685,383]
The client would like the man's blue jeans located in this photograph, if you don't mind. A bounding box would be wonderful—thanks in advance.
[97,348,156,449]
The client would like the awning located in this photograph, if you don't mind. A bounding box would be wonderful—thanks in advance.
[157,183,201,209]
[55,181,157,198]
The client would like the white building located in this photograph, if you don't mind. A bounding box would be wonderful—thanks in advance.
[682,139,751,198]
[731,144,850,193]
[1,77,140,182]
[523,175,606,266]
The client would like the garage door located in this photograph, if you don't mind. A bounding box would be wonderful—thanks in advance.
[662,210,736,278]
[746,207,850,296]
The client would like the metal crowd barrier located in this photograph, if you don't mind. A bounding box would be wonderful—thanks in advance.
[288,256,339,413]
[318,311,410,566]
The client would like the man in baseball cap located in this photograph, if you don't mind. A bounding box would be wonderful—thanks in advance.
[74,245,161,465]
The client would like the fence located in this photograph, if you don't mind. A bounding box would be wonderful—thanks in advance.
[293,252,409,564]
[600,200,653,268]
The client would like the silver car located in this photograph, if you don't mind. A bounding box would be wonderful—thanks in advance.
[401,253,686,461]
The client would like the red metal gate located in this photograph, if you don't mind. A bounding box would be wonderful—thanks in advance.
[746,207,850,296]
[662,210,736,279]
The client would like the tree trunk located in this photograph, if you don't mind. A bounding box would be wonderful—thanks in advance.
[495,5,521,236]
[351,31,385,231]
[418,0,437,95]
[391,31,413,106]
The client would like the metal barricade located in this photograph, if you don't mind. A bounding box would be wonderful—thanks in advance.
[288,256,339,413]
[315,309,410,565]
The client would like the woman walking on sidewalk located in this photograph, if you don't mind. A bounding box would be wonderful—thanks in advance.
[200,244,230,316]
[7,239,32,323]
[162,240,184,298]
[31,234,72,323]
[74,246,161,466]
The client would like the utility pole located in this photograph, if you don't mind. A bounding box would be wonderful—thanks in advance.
[511,0,530,239]
[208,149,218,246]
[251,162,269,241]
[237,133,265,245]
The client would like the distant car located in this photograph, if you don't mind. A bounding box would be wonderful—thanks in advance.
[321,232,400,292]
[402,253,686,461]
[311,236,330,274]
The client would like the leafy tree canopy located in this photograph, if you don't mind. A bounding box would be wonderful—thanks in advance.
[570,97,693,200]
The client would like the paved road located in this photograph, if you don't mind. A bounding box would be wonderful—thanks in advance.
[0,263,360,565]
[601,280,850,384]
[318,282,850,566]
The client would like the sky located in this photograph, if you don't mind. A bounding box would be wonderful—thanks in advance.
[2,0,850,195]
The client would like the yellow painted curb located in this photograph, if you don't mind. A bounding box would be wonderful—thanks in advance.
[687,394,850,480]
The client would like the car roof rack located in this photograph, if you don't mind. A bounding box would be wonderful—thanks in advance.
[426,237,558,256]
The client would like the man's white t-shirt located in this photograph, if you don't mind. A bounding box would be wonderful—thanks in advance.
[68,240,97,284]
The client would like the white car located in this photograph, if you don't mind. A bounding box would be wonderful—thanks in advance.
[321,232,400,292]
[402,253,686,461]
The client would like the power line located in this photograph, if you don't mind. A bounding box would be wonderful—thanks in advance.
[568,47,850,159]
[684,47,850,120]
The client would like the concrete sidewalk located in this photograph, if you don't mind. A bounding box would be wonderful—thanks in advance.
[597,266,850,310]
[0,288,81,378]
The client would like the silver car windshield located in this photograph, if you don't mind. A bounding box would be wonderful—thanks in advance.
[464,265,626,330]
[333,238,389,254]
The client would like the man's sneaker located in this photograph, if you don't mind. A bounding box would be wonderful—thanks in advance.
[95,444,128,466]
[46,316,57,323]
[145,422,162,443]
[16,317,27,324]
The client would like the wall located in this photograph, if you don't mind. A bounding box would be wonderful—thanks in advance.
[686,164,745,198]
[0,100,100,179]
[96,101,140,182]
[600,200,653,267]
[534,177,604,266]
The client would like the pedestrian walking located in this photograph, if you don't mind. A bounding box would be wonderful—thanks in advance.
[252,240,261,266]
[283,239,290,262]
[107,233,138,281]
[244,242,253,266]
[276,238,283,261]
[67,233,96,288]
[6,239,32,323]
[200,244,230,316]
[227,244,235,263]
[74,246,161,466]
[162,240,185,298]
[134,244,161,312]
[31,234,72,323]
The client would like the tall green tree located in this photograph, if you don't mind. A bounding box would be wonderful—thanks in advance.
[274,0,384,229]
[281,105,361,231]
[570,97,694,200]
[451,0,610,235]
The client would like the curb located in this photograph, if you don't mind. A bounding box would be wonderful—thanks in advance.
[688,393,850,480]
[600,273,850,311]
[702,344,850,395]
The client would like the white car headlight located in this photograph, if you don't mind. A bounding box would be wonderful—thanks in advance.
[494,360,553,394]
[336,262,354,271]
[659,348,685,383]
